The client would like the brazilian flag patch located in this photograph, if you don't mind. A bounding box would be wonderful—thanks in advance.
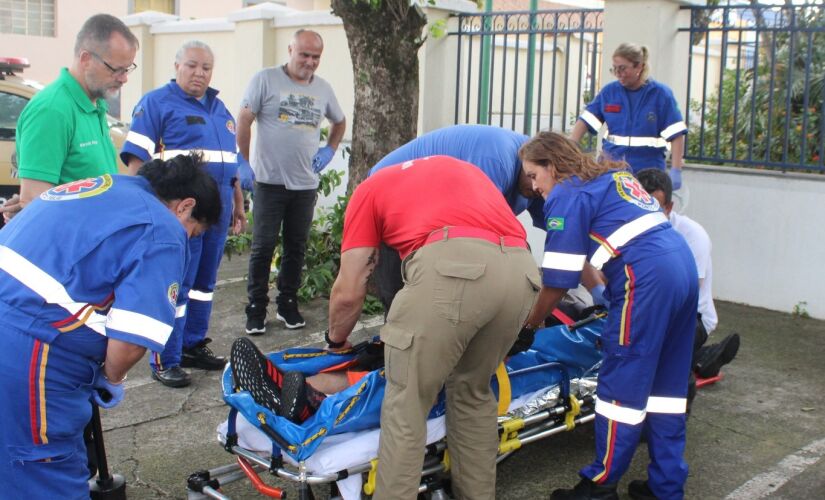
[546,217,565,231]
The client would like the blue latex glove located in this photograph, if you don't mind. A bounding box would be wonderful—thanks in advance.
[312,146,335,174]
[92,371,125,409]
[590,284,609,307]
[669,167,682,190]
[237,159,255,192]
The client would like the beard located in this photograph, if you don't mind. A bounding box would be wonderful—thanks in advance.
[85,70,121,101]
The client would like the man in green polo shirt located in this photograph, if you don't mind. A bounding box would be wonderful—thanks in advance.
[1,14,138,221]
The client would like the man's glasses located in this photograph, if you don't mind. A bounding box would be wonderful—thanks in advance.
[609,64,636,75]
[89,51,137,76]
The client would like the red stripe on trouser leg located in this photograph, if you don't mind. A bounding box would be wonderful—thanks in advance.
[593,412,618,484]
[28,340,42,445]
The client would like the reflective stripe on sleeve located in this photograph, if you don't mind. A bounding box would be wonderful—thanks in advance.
[605,134,669,148]
[595,397,646,425]
[125,131,156,158]
[107,307,173,346]
[175,304,187,318]
[580,110,603,131]
[188,289,214,301]
[0,245,105,335]
[660,121,687,140]
[590,212,668,269]
[542,251,587,272]
[154,149,237,163]
[646,395,687,414]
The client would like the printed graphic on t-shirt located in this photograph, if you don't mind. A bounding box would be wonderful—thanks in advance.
[278,93,322,128]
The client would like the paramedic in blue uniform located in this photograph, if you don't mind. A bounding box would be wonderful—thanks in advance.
[121,41,245,387]
[0,154,220,499]
[570,42,687,190]
[519,132,698,500]
[369,124,545,309]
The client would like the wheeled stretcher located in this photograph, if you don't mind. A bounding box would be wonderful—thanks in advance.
[187,313,606,500]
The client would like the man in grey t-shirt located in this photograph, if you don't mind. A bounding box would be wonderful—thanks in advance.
[238,29,346,334]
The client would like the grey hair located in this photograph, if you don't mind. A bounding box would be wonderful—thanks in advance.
[74,14,139,56]
[175,40,214,64]
[613,42,650,81]
[292,29,323,48]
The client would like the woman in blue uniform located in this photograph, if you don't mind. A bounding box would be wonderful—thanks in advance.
[0,154,220,499]
[570,42,687,189]
[519,132,698,500]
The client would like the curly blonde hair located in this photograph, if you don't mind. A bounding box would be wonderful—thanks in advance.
[518,131,627,182]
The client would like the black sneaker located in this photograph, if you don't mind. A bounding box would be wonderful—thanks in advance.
[627,480,657,500]
[276,296,305,329]
[245,303,266,335]
[181,338,227,370]
[152,366,191,388]
[280,371,312,423]
[245,316,265,335]
[230,338,282,414]
[551,477,618,500]
[695,333,741,379]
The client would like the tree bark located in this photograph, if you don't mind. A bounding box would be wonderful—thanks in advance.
[331,0,427,193]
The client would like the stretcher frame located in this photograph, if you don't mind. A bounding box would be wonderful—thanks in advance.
[186,362,600,500]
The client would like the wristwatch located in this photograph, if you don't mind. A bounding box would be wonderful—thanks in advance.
[324,329,346,349]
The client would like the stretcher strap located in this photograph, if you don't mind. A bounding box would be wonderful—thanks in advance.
[495,362,511,416]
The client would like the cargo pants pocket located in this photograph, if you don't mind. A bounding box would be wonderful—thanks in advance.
[432,260,486,323]
[381,324,414,389]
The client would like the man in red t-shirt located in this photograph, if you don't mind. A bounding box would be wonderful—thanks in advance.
[325,156,541,500]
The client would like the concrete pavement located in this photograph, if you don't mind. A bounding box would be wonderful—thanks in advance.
[98,252,825,499]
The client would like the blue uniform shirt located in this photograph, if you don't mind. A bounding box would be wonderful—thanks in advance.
[579,80,687,172]
[0,175,188,359]
[121,80,239,186]
[370,124,545,228]
[540,170,675,289]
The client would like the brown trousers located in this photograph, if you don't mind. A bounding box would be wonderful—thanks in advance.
[374,237,540,500]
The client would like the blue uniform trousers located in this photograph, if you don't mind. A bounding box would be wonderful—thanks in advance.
[0,326,101,499]
[580,247,698,499]
[152,184,234,369]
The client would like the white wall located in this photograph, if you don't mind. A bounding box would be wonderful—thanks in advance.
[679,166,824,319]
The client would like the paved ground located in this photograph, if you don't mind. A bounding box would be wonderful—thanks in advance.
[98,253,825,499]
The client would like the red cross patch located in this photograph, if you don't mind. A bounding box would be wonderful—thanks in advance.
[613,171,658,211]
[41,175,113,201]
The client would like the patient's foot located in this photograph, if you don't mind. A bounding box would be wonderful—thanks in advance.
[280,371,328,423]
[695,333,740,379]
[230,338,282,414]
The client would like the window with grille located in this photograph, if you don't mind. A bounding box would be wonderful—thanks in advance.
[0,0,56,37]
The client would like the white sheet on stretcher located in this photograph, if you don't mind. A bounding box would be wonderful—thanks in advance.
[216,387,549,500]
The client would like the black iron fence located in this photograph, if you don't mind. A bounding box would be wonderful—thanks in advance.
[680,3,825,172]
[450,9,603,137]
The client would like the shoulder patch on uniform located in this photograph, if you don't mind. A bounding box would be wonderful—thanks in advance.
[41,175,113,201]
[613,171,659,211]
[168,282,180,308]
[546,217,565,231]
[132,105,143,118]
[226,119,235,134]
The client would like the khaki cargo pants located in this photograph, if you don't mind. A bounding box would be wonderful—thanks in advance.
[374,236,540,500]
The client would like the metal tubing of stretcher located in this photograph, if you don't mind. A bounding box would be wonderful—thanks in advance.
[198,486,231,500]
[518,414,595,447]
[231,445,374,485]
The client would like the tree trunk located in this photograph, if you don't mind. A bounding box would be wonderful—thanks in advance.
[331,0,427,193]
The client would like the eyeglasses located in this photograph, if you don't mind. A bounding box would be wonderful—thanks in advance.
[610,64,636,75]
[88,51,137,76]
